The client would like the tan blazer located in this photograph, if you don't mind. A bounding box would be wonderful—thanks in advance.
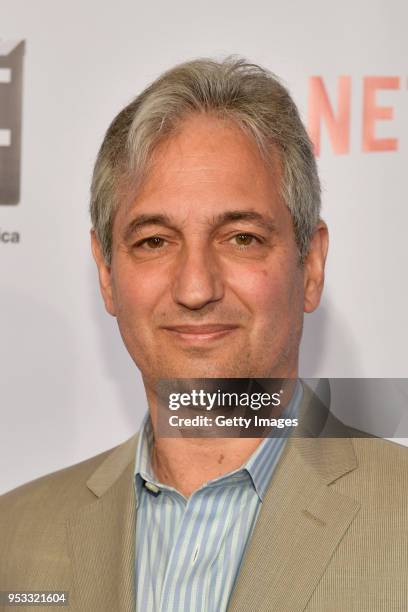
[1,385,408,611]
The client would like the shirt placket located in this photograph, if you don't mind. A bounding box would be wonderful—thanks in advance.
[159,489,209,612]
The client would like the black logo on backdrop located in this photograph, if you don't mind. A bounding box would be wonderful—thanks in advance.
[0,40,25,205]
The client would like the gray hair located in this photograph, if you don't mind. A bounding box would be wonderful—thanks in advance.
[90,56,320,264]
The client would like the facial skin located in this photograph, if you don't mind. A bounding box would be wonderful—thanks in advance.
[92,114,328,394]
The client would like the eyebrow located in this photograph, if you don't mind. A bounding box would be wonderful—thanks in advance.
[122,209,277,242]
[211,210,277,233]
[122,213,175,242]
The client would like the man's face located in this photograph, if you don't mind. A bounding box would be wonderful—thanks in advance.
[92,114,327,385]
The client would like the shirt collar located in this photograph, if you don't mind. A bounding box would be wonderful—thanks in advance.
[134,413,156,505]
[134,379,303,504]
[245,379,303,499]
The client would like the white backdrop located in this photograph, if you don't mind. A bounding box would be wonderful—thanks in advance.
[1,0,407,494]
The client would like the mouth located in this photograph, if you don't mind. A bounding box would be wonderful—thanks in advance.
[161,324,239,343]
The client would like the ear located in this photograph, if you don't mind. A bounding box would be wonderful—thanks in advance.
[303,220,329,313]
[90,229,116,317]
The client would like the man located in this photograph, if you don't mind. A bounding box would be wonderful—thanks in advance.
[1,58,407,611]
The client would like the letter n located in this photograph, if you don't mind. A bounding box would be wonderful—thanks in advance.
[308,76,351,156]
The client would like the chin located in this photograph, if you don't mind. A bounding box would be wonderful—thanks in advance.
[148,356,281,380]
[138,356,238,379]
[133,342,293,379]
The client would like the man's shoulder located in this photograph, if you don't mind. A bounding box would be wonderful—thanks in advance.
[0,434,138,524]
[351,433,408,475]
[310,394,408,476]
[331,427,408,506]
[334,416,408,475]
[0,433,139,586]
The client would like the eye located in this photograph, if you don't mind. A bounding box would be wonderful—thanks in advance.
[137,236,166,249]
[231,233,258,247]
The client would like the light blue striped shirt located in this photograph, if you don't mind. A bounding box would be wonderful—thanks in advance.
[134,382,302,611]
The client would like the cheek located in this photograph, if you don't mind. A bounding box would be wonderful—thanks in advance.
[111,263,164,324]
[227,264,295,316]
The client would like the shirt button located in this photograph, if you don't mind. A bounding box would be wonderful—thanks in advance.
[144,481,160,495]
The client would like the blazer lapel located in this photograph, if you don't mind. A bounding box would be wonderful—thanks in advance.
[228,385,361,612]
[66,435,138,612]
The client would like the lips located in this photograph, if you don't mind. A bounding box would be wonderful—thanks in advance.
[163,324,238,334]
[161,323,239,341]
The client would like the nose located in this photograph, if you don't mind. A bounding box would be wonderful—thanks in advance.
[171,243,224,310]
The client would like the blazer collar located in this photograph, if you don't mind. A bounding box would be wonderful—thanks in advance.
[228,382,361,612]
[67,434,139,612]
[86,433,139,498]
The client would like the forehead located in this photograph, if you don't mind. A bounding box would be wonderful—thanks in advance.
[116,113,285,224]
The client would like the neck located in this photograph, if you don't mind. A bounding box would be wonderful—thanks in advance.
[144,374,298,498]
[151,436,263,498]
